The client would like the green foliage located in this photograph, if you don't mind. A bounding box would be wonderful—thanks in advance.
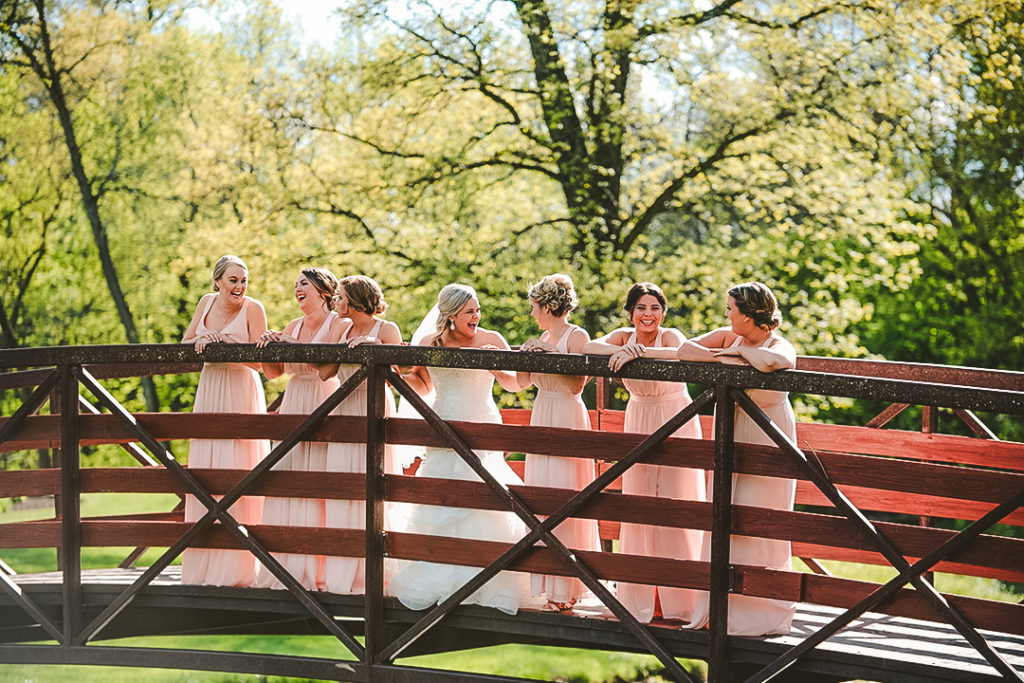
[1,0,1021,448]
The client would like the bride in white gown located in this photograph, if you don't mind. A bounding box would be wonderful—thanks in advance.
[389,284,531,615]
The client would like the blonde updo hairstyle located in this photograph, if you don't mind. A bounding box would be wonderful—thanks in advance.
[728,281,782,331]
[302,267,339,311]
[340,275,387,315]
[527,273,578,318]
[431,283,477,347]
[212,255,247,291]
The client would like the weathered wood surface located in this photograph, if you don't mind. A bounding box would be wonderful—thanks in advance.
[3,566,1022,683]
[2,345,1022,682]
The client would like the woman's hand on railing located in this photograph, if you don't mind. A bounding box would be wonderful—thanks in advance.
[195,333,223,353]
[347,335,380,347]
[608,343,645,372]
[520,338,557,353]
[255,329,298,348]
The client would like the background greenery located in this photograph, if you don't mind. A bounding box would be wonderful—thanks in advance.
[1,1,1022,679]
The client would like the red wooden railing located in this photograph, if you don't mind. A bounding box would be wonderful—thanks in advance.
[0,343,1022,683]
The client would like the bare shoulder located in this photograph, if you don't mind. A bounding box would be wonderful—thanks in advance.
[767,333,796,353]
[691,326,734,349]
[603,327,633,345]
[568,326,591,351]
[476,327,511,349]
[660,327,686,346]
[378,319,403,343]
[245,297,267,314]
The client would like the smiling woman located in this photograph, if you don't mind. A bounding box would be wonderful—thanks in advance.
[179,254,270,587]
[583,282,706,624]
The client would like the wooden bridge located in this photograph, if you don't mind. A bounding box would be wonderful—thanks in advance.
[0,343,1022,682]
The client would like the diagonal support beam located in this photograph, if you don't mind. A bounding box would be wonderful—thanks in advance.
[0,555,63,642]
[731,389,1024,683]
[77,394,160,466]
[864,402,909,428]
[379,369,709,682]
[74,369,368,659]
[0,368,59,447]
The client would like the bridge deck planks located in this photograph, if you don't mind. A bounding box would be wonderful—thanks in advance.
[2,567,1021,683]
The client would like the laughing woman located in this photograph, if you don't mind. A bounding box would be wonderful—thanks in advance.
[389,283,532,614]
[181,255,269,587]
[318,275,403,595]
[583,282,705,624]
[252,267,340,591]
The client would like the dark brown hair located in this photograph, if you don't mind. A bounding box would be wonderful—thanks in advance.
[340,275,387,315]
[728,281,782,330]
[623,282,667,315]
[302,267,338,311]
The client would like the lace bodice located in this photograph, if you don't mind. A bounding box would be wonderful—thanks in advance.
[428,367,501,424]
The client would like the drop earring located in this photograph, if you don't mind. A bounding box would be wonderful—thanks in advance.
[449,320,456,330]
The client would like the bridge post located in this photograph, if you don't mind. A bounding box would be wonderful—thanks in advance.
[364,361,388,675]
[58,363,82,645]
[708,382,735,683]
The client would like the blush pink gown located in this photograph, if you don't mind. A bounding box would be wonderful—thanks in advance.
[617,329,706,623]
[322,319,399,594]
[524,325,600,604]
[689,340,797,635]
[182,295,269,587]
[254,311,339,590]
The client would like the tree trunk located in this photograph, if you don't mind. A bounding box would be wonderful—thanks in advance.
[24,0,159,412]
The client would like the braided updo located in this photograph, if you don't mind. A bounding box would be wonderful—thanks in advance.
[728,282,782,330]
[527,273,578,318]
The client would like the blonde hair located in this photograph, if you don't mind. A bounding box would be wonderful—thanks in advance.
[431,283,476,346]
[340,275,387,315]
[527,273,578,318]
[728,281,782,330]
[212,255,247,291]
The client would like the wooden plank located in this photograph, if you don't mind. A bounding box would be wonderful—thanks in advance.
[0,469,60,497]
[791,542,1024,584]
[6,468,1021,583]
[795,356,1024,391]
[795,480,1024,526]
[793,422,1024,471]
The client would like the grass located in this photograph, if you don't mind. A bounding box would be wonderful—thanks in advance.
[1,493,1020,682]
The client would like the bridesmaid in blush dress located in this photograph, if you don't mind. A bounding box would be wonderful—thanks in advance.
[181,255,269,587]
[517,274,599,610]
[677,282,797,636]
[318,275,402,595]
[585,282,705,624]
[252,267,340,590]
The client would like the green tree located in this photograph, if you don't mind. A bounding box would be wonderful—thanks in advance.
[295,0,998,350]
[866,4,1024,372]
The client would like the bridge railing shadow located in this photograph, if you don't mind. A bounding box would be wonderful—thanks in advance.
[0,343,1022,683]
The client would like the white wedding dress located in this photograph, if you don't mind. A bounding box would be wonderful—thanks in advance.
[389,366,530,615]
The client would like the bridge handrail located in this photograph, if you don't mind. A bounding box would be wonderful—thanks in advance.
[1,344,1022,683]
[1,343,1022,412]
